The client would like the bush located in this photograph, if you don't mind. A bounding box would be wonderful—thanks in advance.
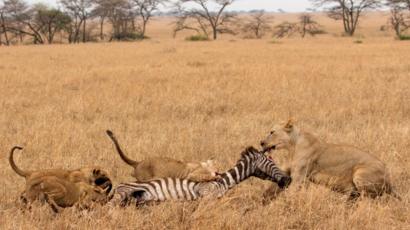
[398,35,410,40]
[113,32,148,41]
[185,35,209,41]
[269,39,282,44]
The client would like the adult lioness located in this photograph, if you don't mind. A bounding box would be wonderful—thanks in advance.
[24,176,110,213]
[9,146,112,194]
[260,120,400,200]
[106,130,220,182]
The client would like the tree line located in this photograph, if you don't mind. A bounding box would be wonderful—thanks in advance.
[0,0,409,46]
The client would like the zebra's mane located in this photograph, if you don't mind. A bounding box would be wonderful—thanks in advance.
[213,146,274,185]
[240,146,261,158]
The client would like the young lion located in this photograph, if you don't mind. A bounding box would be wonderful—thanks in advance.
[106,130,220,182]
[9,146,113,194]
[260,119,400,200]
[24,176,109,213]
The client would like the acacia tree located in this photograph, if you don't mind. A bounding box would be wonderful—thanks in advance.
[241,10,272,39]
[101,0,136,41]
[174,0,236,40]
[35,7,71,43]
[2,0,47,44]
[311,0,380,36]
[0,2,10,45]
[92,0,134,41]
[60,0,93,43]
[387,0,410,38]
[2,0,29,43]
[273,22,298,38]
[273,14,324,38]
[92,0,110,40]
[299,14,323,37]
[133,0,165,37]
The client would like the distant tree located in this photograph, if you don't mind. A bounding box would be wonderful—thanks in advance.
[277,8,285,13]
[273,21,298,38]
[2,0,30,43]
[387,0,410,38]
[273,14,324,39]
[35,7,71,43]
[298,14,324,37]
[2,0,46,44]
[173,0,236,40]
[241,10,272,39]
[99,0,139,41]
[311,0,381,36]
[60,0,93,43]
[132,0,166,38]
[0,2,10,45]
[92,0,110,40]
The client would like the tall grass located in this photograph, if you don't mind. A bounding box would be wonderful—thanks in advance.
[0,14,409,229]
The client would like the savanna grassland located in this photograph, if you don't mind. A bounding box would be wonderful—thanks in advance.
[0,12,409,229]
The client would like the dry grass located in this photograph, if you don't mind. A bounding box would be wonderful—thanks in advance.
[0,13,409,229]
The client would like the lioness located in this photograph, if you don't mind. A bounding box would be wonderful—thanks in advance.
[9,146,113,194]
[260,119,400,200]
[24,176,109,213]
[106,130,219,182]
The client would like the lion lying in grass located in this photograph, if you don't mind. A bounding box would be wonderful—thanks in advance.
[106,130,220,182]
[9,146,113,211]
[260,119,400,200]
[23,176,110,213]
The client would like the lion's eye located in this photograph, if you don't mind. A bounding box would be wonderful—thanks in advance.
[270,131,275,135]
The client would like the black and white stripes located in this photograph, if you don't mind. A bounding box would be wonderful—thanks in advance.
[113,146,291,206]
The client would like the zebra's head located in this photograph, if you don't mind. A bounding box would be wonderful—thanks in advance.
[240,146,292,189]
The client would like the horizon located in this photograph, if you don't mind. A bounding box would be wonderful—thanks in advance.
[26,0,314,13]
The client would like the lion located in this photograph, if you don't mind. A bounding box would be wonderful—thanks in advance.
[9,146,113,196]
[23,176,110,213]
[260,119,400,200]
[106,130,220,182]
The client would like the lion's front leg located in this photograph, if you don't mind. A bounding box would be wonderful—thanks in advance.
[288,162,312,190]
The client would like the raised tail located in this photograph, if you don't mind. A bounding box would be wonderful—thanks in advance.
[9,146,29,177]
[106,130,138,166]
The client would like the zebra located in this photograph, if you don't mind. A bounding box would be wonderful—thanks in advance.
[111,146,291,206]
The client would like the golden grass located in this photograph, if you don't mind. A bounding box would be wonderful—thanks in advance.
[0,13,409,229]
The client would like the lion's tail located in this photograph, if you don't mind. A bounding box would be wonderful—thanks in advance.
[106,130,138,166]
[9,146,29,177]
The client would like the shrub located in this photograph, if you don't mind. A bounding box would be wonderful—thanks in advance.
[185,35,209,41]
[398,35,410,40]
[269,39,282,44]
[113,32,148,41]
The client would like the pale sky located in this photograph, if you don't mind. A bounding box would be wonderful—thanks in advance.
[27,0,314,12]
[230,0,313,12]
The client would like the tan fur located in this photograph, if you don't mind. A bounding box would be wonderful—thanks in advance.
[23,176,109,212]
[9,146,112,194]
[260,120,400,200]
[106,130,219,181]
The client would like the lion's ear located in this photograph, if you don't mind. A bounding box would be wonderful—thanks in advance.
[284,119,296,132]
